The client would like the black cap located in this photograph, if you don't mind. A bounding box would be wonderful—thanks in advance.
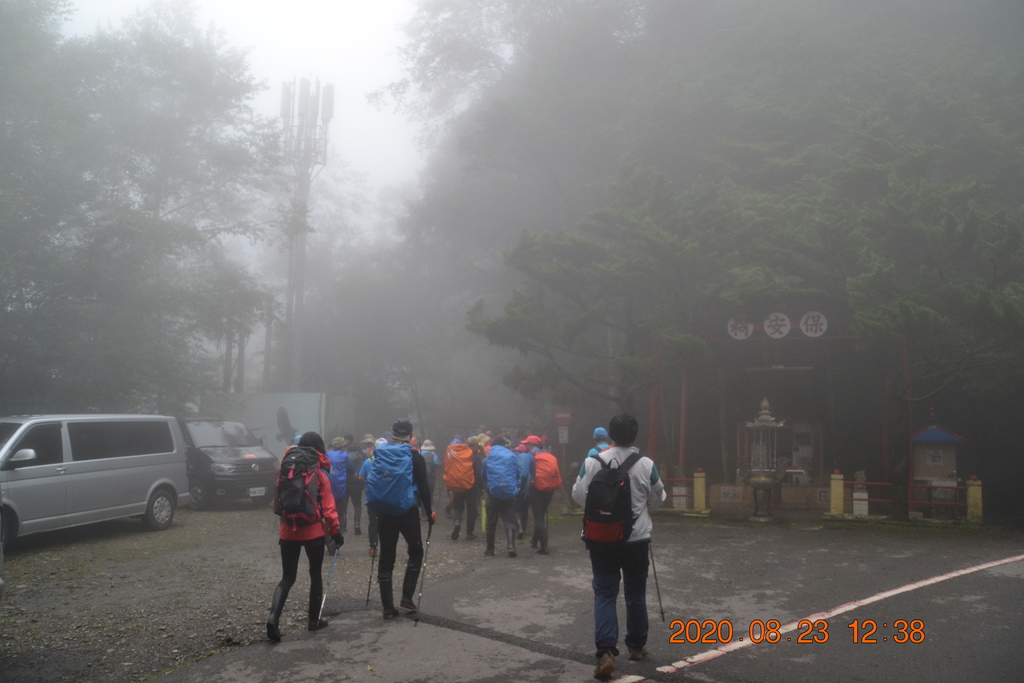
[392,419,413,440]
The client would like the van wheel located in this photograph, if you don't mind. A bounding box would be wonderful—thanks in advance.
[189,479,213,510]
[1,508,15,551]
[144,488,176,531]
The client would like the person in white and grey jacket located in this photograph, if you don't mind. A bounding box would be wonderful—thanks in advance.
[572,413,666,681]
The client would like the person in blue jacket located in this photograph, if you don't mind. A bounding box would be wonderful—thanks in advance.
[357,435,379,555]
[481,437,522,558]
[326,437,354,532]
[588,427,611,457]
[516,436,540,538]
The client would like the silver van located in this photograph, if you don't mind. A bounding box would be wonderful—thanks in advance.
[0,415,190,548]
[0,506,5,601]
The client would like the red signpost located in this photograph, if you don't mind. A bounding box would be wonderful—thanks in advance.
[553,406,573,426]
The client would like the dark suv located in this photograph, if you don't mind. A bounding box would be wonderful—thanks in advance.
[179,419,279,509]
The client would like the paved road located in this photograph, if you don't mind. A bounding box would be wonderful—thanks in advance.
[156,512,1024,683]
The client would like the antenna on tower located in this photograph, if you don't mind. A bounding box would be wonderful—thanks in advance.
[278,77,335,391]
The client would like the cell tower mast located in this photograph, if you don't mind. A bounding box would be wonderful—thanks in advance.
[280,78,334,391]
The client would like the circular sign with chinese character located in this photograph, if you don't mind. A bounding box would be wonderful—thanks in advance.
[799,311,828,337]
[763,313,791,339]
[727,319,753,340]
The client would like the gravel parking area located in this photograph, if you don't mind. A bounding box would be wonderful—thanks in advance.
[0,500,480,682]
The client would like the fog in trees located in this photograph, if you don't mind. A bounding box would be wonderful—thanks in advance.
[2,1,1022,518]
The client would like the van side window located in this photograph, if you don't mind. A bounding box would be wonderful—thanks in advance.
[10,424,64,466]
[68,421,174,461]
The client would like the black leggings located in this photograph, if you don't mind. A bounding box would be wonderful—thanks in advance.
[278,536,326,597]
[377,507,423,580]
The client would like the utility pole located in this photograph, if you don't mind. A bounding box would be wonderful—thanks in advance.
[280,77,333,391]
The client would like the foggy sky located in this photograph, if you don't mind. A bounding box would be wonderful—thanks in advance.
[65,0,424,204]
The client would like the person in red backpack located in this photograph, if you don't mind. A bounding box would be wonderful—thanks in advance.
[266,431,343,643]
[446,436,482,541]
[529,444,562,554]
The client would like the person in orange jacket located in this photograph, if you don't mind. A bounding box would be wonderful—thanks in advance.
[266,431,343,642]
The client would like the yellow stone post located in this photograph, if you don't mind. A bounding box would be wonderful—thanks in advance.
[694,469,708,513]
[966,476,982,523]
[830,471,845,516]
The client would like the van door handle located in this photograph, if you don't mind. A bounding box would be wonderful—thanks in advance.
[56,466,67,473]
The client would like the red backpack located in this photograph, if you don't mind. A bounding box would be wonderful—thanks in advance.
[444,443,476,493]
[532,451,562,492]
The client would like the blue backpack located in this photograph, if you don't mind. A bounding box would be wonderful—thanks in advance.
[484,445,520,500]
[364,443,416,515]
[326,449,349,499]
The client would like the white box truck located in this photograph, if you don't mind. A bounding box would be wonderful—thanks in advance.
[200,393,356,456]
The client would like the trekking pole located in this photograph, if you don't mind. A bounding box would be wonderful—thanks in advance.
[318,545,340,623]
[414,522,433,626]
[648,542,666,622]
[365,546,377,608]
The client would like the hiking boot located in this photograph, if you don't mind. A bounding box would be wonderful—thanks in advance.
[627,646,649,661]
[401,570,420,614]
[308,592,328,631]
[451,524,460,541]
[379,574,396,619]
[266,584,288,643]
[594,652,615,680]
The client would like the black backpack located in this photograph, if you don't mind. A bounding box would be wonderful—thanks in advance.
[583,451,643,543]
[273,446,322,527]
[347,450,365,487]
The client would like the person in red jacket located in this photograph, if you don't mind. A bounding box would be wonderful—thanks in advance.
[266,431,344,642]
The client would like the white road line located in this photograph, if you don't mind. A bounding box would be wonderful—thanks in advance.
[654,552,1024,674]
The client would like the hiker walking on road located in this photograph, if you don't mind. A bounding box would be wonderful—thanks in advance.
[481,437,522,558]
[345,435,365,535]
[365,420,435,619]
[326,437,354,532]
[529,444,562,554]
[445,436,482,541]
[588,427,612,457]
[516,436,539,539]
[572,414,666,681]
[420,439,439,507]
[356,435,379,555]
[266,431,344,643]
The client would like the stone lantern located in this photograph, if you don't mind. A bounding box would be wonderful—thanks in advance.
[742,398,786,519]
